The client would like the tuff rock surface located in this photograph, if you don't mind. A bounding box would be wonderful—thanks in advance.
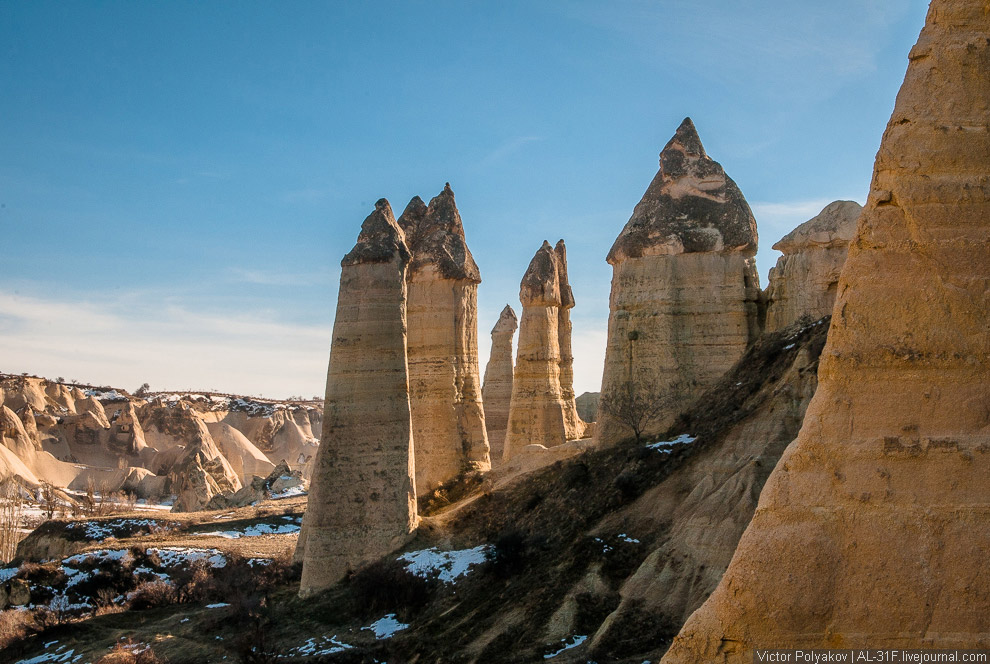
[298,200,417,596]
[765,200,862,332]
[663,3,990,659]
[554,240,587,440]
[598,118,762,445]
[482,305,518,463]
[399,185,491,494]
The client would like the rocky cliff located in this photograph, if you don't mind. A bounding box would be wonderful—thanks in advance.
[298,199,418,596]
[399,185,491,494]
[598,118,762,446]
[765,200,862,332]
[482,305,518,463]
[554,240,587,441]
[663,2,990,659]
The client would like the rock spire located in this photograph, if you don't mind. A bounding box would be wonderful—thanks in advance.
[399,184,490,494]
[598,118,762,445]
[503,241,568,459]
[663,2,990,658]
[482,305,518,463]
[765,200,862,332]
[298,199,417,596]
[553,240,586,440]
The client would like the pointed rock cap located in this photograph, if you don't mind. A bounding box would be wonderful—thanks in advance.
[553,239,575,309]
[773,200,862,253]
[402,183,481,282]
[341,198,411,267]
[607,117,758,264]
[520,240,561,306]
[491,304,518,335]
[396,195,428,237]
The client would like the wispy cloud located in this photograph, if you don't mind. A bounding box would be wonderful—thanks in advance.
[476,136,544,170]
[0,289,330,399]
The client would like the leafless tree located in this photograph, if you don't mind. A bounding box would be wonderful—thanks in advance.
[0,477,24,564]
[599,379,686,444]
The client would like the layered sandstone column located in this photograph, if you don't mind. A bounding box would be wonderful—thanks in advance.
[597,118,761,446]
[397,184,490,494]
[503,242,568,459]
[663,3,990,659]
[482,305,517,463]
[764,200,862,332]
[554,240,586,440]
[298,200,417,597]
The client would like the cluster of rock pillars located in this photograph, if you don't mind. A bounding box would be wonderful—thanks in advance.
[299,0,989,655]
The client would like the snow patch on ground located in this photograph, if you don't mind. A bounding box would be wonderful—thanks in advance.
[645,433,697,453]
[14,642,83,663]
[270,485,307,499]
[148,547,226,568]
[206,602,230,609]
[195,516,301,539]
[544,634,588,659]
[69,518,175,541]
[363,613,409,639]
[281,635,353,657]
[398,545,491,584]
[0,567,18,582]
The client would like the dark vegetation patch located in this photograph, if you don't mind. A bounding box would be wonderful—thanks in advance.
[417,469,487,516]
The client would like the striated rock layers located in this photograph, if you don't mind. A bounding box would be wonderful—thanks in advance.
[764,200,862,332]
[398,184,490,494]
[482,305,517,463]
[503,242,568,459]
[598,117,761,446]
[298,200,417,597]
[663,3,990,659]
[553,240,587,440]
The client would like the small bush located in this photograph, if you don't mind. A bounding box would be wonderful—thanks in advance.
[487,529,529,577]
[0,608,33,649]
[96,639,166,664]
[129,580,176,610]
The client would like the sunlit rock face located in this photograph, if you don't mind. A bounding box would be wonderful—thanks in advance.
[482,305,517,464]
[298,200,417,597]
[553,240,587,441]
[598,118,761,445]
[399,184,490,494]
[663,3,990,659]
[765,200,862,332]
[504,241,569,459]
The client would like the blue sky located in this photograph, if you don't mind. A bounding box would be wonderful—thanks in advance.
[0,1,929,398]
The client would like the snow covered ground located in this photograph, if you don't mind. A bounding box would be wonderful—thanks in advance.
[398,545,492,584]
[646,433,697,452]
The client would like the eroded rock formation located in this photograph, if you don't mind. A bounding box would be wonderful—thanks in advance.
[503,242,567,459]
[482,305,517,463]
[765,200,862,332]
[398,185,490,493]
[663,3,990,658]
[554,240,586,440]
[598,117,761,445]
[298,199,417,596]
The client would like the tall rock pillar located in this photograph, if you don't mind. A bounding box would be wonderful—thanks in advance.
[598,118,760,445]
[298,200,417,597]
[503,242,567,459]
[482,305,517,463]
[553,240,586,440]
[765,200,862,332]
[663,2,990,658]
[398,184,490,494]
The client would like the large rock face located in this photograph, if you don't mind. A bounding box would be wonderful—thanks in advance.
[298,200,418,597]
[482,305,517,464]
[398,185,490,493]
[598,118,761,445]
[503,242,568,459]
[554,240,587,440]
[765,200,862,332]
[663,3,990,660]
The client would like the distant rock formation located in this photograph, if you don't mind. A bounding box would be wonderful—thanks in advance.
[663,3,990,659]
[298,200,418,597]
[504,242,568,459]
[598,117,761,445]
[168,417,242,513]
[482,305,518,463]
[553,240,586,440]
[399,184,491,494]
[764,200,862,332]
[575,392,599,423]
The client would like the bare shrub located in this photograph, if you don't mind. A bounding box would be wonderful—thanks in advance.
[0,477,24,564]
[0,608,34,649]
[129,580,176,610]
[96,638,166,664]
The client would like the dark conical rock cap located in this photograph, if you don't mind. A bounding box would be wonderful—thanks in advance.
[520,240,561,306]
[553,239,575,309]
[403,183,481,282]
[491,304,518,335]
[341,198,411,267]
[607,117,758,265]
